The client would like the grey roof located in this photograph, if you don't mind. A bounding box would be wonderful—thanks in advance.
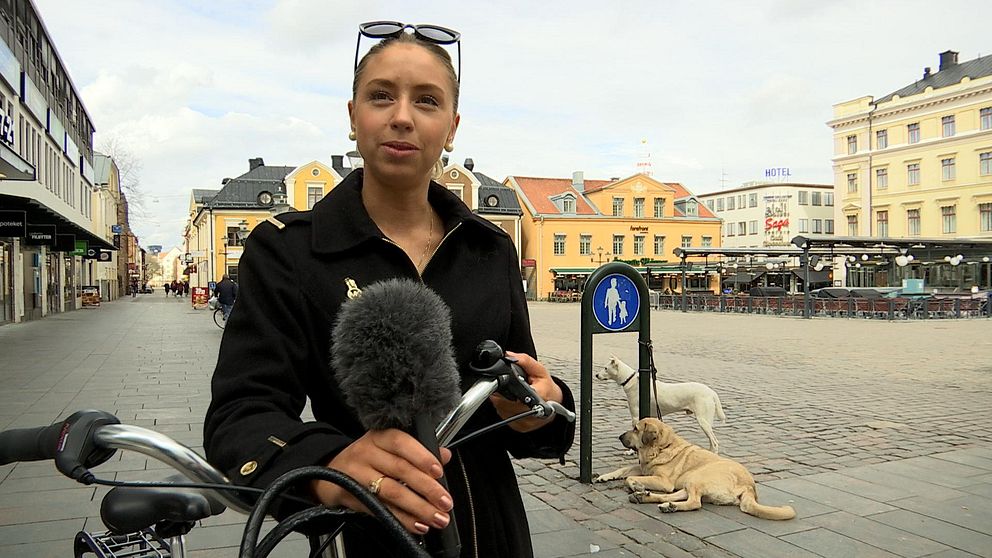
[474,172,522,215]
[92,153,112,186]
[207,165,295,208]
[877,53,992,103]
[192,189,219,204]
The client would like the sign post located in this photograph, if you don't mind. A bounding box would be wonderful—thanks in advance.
[579,262,651,483]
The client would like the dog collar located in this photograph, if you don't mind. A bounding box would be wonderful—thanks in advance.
[620,371,637,387]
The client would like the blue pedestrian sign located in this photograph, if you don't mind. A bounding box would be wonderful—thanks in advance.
[591,273,640,331]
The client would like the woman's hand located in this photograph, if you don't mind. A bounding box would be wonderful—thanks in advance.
[311,429,453,535]
[488,351,564,433]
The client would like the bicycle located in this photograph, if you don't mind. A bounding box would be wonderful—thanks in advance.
[0,340,574,558]
[213,306,227,329]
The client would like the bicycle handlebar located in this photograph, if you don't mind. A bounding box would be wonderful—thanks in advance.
[0,423,62,464]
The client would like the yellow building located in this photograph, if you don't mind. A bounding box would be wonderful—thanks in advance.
[508,172,722,300]
[184,157,344,287]
[436,158,523,249]
[829,50,992,241]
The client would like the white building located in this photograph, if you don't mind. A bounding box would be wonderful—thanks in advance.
[699,182,836,248]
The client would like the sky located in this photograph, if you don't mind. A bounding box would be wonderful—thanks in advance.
[35,0,989,249]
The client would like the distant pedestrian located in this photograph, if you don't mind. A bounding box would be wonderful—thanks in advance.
[164,283,171,296]
[130,280,138,298]
[183,281,190,297]
[213,274,238,321]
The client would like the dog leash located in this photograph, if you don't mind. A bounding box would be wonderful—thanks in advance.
[638,339,665,420]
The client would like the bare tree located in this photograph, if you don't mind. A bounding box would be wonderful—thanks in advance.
[98,136,145,216]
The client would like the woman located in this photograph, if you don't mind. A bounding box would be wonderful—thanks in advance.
[204,23,574,557]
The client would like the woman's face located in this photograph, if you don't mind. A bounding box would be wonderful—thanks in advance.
[349,42,459,187]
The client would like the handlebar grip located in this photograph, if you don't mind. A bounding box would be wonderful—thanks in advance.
[547,401,576,423]
[0,423,63,465]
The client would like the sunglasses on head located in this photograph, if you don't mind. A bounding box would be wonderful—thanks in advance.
[354,21,461,83]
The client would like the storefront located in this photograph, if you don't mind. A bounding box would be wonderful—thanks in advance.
[0,240,12,324]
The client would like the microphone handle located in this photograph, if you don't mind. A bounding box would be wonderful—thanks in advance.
[413,413,461,558]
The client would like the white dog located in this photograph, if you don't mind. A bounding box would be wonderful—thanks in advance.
[595,355,726,455]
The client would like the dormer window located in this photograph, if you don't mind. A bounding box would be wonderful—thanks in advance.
[562,196,576,214]
[685,199,698,216]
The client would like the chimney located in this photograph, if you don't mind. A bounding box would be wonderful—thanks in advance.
[442,154,449,166]
[938,50,959,71]
[922,67,931,79]
[572,171,584,193]
[331,155,345,169]
[463,158,474,171]
[249,157,264,170]
[221,177,231,185]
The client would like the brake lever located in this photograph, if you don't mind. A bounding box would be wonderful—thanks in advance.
[472,341,576,423]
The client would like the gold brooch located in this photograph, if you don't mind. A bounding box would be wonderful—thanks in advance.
[345,278,362,300]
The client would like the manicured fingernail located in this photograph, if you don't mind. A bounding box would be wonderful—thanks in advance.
[433,512,450,528]
[414,522,430,534]
[439,495,453,511]
[430,464,443,478]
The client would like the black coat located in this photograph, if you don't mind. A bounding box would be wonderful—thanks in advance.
[204,170,575,557]
[214,278,238,305]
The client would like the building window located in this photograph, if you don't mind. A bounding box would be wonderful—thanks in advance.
[553,234,566,255]
[612,197,624,216]
[941,158,955,180]
[907,163,920,186]
[876,210,889,237]
[654,197,666,217]
[748,193,757,207]
[738,221,746,236]
[980,203,992,232]
[824,192,833,206]
[681,235,692,248]
[812,219,823,234]
[628,234,643,256]
[706,199,715,211]
[701,236,712,247]
[982,107,992,130]
[847,135,857,154]
[685,200,698,216]
[563,197,576,213]
[824,219,834,234]
[798,190,808,205]
[633,197,645,218]
[982,152,992,176]
[847,173,857,193]
[907,209,921,236]
[613,235,625,255]
[579,234,591,255]
[653,235,665,255]
[941,206,956,234]
[727,196,735,210]
[942,115,955,137]
[875,168,888,190]
[715,198,723,211]
[738,195,746,209]
[749,220,758,235]
[226,226,245,247]
[811,191,822,206]
[876,129,888,149]
[847,215,858,236]
[799,218,809,233]
[307,186,323,209]
[726,223,735,237]
[908,122,920,144]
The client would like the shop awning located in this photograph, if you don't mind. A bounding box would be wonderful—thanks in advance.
[0,193,116,251]
[722,271,765,285]
[550,267,595,275]
[790,269,831,283]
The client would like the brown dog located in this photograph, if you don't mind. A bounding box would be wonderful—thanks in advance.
[619,418,795,520]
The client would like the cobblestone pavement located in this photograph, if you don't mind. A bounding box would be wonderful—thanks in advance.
[0,296,989,557]
[519,302,992,557]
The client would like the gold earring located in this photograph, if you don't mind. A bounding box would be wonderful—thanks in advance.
[348,130,356,141]
[444,142,454,152]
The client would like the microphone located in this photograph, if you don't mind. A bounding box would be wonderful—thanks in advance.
[331,278,461,558]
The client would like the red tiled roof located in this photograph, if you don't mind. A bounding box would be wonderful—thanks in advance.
[510,176,611,215]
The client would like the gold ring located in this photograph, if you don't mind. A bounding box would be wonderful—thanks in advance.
[369,475,386,496]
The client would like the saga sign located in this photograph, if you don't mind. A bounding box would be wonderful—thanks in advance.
[591,273,640,332]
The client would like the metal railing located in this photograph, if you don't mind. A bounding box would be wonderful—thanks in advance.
[651,294,991,320]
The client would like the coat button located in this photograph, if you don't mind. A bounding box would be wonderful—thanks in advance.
[240,460,258,476]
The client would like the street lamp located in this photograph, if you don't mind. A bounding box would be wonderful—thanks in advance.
[591,246,612,266]
[271,184,290,215]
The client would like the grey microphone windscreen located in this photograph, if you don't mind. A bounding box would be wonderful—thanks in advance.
[331,278,461,431]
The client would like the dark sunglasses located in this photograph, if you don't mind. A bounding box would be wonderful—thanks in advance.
[354,21,461,83]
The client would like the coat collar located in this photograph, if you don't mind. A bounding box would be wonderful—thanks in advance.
[310,168,482,255]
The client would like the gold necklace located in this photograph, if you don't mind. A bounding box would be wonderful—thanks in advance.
[417,206,434,271]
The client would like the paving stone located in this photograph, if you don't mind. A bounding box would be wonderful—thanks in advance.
[869,509,992,558]
[782,526,901,557]
[807,510,950,557]
[889,494,992,535]
[763,476,897,516]
[707,528,822,558]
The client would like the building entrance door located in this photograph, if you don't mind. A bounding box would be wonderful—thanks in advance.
[0,241,12,324]
[46,252,60,314]
[22,248,41,321]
